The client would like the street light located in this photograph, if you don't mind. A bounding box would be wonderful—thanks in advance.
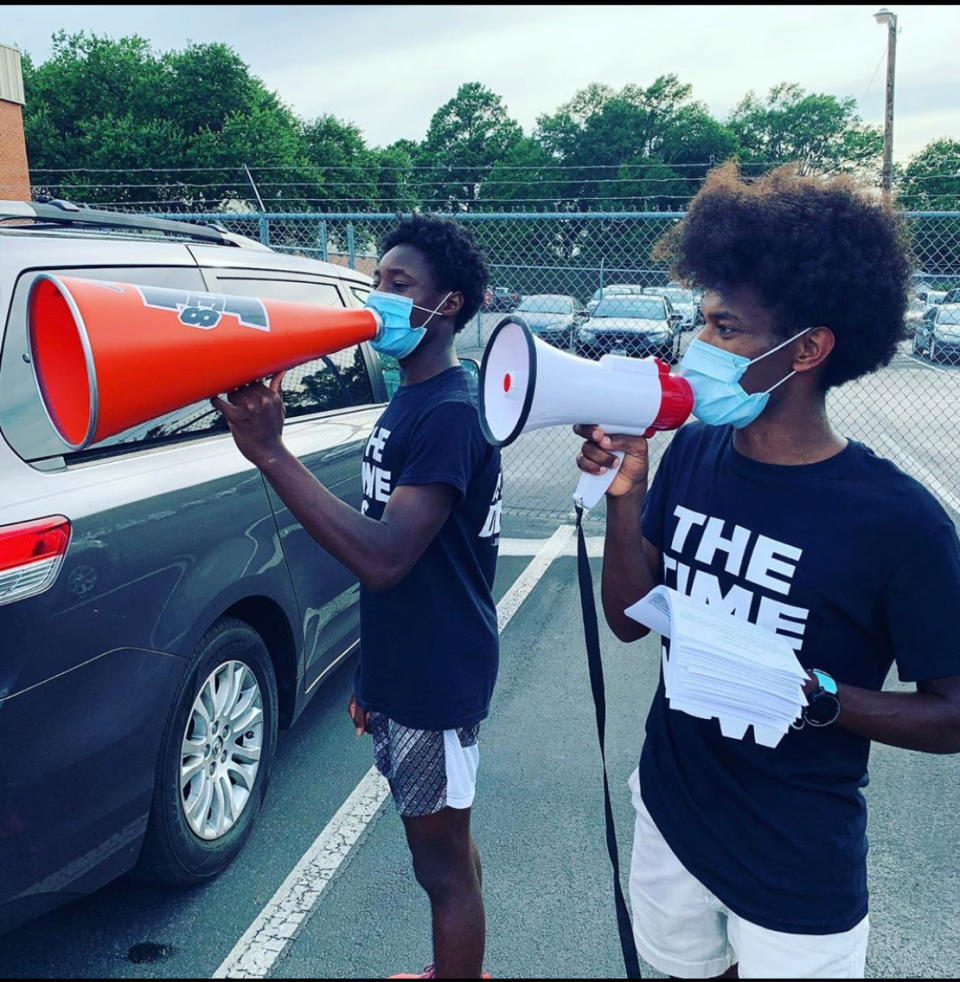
[873,7,898,195]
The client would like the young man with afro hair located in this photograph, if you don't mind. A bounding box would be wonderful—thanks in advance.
[575,164,960,979]
[214,214,502,979]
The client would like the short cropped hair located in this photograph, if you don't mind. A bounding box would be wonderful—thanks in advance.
[380,214,489,333]
[654,163,913,389]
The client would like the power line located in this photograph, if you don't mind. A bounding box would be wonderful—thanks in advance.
[29,159,893,174]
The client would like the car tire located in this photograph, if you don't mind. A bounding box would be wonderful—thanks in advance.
[135,617,279,885]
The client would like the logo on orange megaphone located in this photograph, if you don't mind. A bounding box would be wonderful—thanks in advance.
[27,275,405,451]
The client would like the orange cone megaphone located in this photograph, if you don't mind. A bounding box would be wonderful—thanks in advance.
[27,275,395,450]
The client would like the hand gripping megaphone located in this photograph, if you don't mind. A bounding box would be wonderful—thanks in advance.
[478,317,693,509]
[26,275,403,451]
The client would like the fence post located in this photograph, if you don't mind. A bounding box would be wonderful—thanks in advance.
[347,223,356,270]
[258,216,270,247]
[318,220,328,262]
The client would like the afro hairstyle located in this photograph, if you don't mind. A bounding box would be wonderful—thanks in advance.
[379,214,489,333]
[653,162,913,389]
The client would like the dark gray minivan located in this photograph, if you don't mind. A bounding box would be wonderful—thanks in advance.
[0,202,385,930]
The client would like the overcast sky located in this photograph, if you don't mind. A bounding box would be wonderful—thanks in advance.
[6,4,959,163]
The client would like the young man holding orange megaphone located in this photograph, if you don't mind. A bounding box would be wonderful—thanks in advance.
[576,164,960,979]
[213,215,501,980]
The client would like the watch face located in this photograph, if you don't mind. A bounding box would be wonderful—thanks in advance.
[805,690,841,726]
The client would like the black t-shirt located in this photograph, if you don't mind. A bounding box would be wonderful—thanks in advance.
[638,422,960,934]
[355,366,502,730]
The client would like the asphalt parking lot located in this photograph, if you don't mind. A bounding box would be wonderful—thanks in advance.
[1,508,958,979]
[2,312,958,979]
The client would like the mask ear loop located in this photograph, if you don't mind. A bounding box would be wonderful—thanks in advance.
[751,327,814,395]
[413,291,453,328]
[763,369,797,396]
[748,326,814,366]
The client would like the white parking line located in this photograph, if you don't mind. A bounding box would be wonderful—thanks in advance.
[496,525,576,631]
[500,535,604,559]
[212,523,577,979]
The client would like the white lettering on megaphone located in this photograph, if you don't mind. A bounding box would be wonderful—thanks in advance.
[134,285,270,332]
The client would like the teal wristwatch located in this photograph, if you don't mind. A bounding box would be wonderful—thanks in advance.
[803,669,841,727]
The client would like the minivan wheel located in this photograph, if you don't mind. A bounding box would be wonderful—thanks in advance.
[136,618,278,885]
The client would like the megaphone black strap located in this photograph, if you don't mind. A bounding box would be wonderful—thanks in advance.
[575,504,643,979]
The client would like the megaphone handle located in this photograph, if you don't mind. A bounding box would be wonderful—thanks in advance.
[572,451,623,510]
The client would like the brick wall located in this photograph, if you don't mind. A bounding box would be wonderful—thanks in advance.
[0,98,29,201]
[326,253,377,278]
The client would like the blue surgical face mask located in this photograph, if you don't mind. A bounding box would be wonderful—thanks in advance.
[678,327,813,428]
[365,291,452,360]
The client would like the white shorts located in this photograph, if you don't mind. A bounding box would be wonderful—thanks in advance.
[627,768,870,979]
[369,712,480,817]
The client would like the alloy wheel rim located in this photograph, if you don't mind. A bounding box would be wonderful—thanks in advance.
[180,659,264,840]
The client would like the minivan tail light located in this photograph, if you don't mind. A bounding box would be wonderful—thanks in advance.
[0,516,72,606]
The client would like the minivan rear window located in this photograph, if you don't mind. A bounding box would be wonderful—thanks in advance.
[207,274,375,417]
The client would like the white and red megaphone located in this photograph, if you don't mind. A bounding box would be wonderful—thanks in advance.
[479,317,693,509]
[26,275,406,451]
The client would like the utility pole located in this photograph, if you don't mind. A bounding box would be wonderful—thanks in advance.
[874,8,898,196]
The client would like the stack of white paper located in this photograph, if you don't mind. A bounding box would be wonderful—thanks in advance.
[625,586,809,748]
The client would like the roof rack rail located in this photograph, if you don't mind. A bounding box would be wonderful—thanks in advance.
[0,199,238,246]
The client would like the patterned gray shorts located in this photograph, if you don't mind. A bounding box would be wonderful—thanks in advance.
[368,712,480,818]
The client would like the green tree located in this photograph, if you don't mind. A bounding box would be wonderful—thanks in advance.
[419,82,524,209]
[534,76,736,211]
[897,140,960,283]
[898,139,960,211]
[297,115,380,210]
[728,83,882,176]
[374,141,420,214]
[21,32,375,214]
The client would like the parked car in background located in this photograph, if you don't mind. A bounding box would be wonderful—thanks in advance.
[0,200,390,932]
[918,289,947,305]
[904,295,930,338]
[576,294,682,363]
[512,294,586,350]
[912,303,960,365]
[482,285,519,312]
[941,288,960,306]
[642,286,700,331]
[585,283,649,316]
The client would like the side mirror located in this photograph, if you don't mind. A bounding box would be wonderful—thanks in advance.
[459,356,480,383]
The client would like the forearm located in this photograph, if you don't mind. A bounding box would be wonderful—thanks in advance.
[601,488,658,642]
[259,446,406,591]
[836,684,960,753]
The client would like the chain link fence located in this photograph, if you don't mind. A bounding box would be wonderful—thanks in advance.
[133,209,960,524]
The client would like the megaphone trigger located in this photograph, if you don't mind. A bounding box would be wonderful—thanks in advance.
[573,449,624,510]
